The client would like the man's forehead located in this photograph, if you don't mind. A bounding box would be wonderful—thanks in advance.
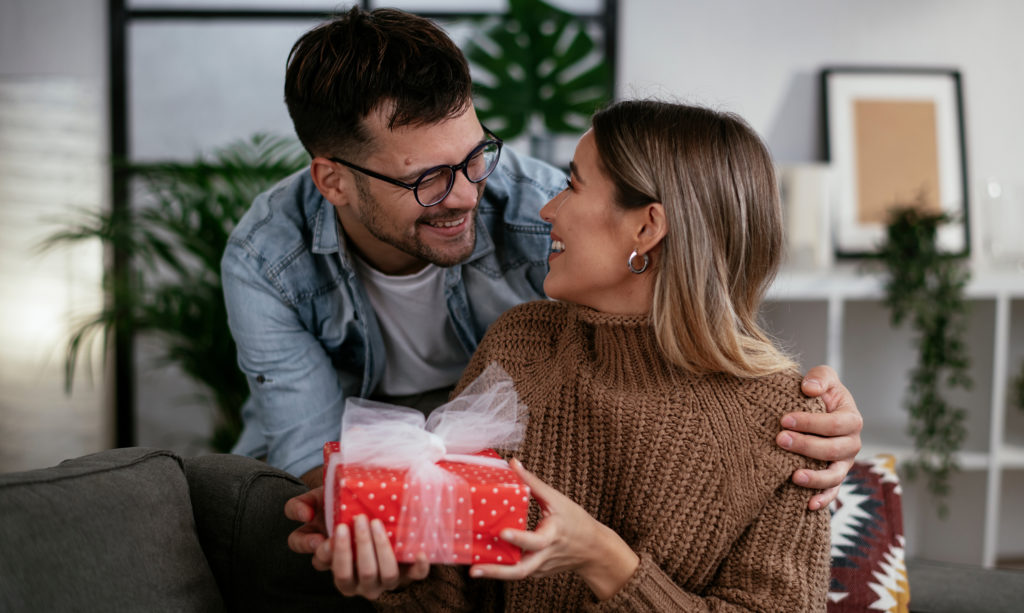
[362,107,483,162]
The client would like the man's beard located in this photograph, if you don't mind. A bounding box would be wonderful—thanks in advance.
[355,178,480,268]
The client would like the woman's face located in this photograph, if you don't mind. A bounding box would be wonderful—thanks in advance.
[539,129,650,313]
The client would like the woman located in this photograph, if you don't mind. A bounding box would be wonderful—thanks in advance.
[318,100,832,611]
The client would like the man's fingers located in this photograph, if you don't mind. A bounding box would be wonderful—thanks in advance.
[781,408,863,438]
[284,492,317,522]
[808,485,841,511]
[313,533,332,571]
[792,458,852,490]
[801,364,838,397]
[777,429,860,462]
[288,526,326,555]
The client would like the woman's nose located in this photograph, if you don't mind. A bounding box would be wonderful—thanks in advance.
[540,191,568,222]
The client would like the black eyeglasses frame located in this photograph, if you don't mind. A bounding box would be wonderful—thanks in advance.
[330,126,503,207]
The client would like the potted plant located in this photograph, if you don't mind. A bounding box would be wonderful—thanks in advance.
[43,134,308,452]
[878,205,972,515]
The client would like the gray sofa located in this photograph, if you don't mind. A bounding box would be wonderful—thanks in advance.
[1,447,1022,612]
[0,447,369,612]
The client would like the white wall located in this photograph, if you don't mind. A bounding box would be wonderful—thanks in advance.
[619,0,1024,256]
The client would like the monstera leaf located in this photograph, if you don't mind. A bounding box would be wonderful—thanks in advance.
[465,0,612,141]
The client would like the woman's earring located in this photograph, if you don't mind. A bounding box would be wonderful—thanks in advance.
[627,249,649,274]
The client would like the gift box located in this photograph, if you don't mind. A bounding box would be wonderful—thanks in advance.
[322,363,530,565]
[324,442,528,564]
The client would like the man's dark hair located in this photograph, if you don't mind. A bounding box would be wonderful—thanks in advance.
[284,7,473,158]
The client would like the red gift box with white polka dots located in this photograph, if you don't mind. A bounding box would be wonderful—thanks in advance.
[323,441,528,565]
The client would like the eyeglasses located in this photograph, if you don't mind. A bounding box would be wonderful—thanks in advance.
[330,127,503,207]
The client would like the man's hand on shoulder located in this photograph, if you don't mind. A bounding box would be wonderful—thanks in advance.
[778,365,863,510]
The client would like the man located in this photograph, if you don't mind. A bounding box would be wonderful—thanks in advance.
[223,7,861,554]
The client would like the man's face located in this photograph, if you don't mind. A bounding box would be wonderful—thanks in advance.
[334,106,489,275]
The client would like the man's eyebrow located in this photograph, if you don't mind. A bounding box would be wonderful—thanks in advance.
[398,131,491,182]
[568,161,584,185]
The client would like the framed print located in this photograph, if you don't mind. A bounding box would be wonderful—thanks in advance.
[822,67,969,257]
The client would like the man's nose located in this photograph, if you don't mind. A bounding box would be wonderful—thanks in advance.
[442,172,479,210]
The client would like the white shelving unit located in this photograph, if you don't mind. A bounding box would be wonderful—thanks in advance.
[764,265,1024,568]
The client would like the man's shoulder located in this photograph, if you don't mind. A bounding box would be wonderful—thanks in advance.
[480,147,564,226]
[225,168,326,267]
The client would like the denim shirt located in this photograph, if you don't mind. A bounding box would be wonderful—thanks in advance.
[221,147,565,477]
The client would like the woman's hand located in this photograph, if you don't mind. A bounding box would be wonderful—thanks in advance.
[781,365,864,510]
[313,514,430,600]
[285,489,429,599]
[469,459,639,601]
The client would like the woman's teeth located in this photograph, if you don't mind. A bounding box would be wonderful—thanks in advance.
[551,240,565,253]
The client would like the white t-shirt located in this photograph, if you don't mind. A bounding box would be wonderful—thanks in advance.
[351,255,471,396]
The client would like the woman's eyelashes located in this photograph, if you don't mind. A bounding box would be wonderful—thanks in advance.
[564,175,575,191]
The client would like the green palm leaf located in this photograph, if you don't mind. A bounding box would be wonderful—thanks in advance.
[465,0,612,141]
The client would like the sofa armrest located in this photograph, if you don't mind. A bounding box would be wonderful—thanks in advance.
[184,453,372,613]
[0,448,224,613]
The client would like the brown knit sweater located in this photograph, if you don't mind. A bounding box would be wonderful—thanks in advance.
[378,300,831,612]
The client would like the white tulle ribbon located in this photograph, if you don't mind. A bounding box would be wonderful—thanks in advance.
[324,363,527,562]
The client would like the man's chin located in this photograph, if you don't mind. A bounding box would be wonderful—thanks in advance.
[417,220,476,267]
[423,239,476,268]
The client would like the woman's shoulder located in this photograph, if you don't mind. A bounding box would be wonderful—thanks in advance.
[692,371,825,450]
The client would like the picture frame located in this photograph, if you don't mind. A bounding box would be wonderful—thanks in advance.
[821,67,969,257]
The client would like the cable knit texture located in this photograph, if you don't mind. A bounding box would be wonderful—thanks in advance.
[377,300,830,612]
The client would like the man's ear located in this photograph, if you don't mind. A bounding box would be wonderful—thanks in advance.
[635,202,668,253]
[309,156,352,207]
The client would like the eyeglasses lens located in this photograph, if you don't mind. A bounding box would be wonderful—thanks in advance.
[415,142,501,206]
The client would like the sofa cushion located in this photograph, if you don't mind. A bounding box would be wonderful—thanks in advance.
[184,453,372,612]
[0,447,224,613]
[828,454,910,612]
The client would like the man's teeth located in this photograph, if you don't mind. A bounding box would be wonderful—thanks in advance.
[551,240,565,253]
[428,217,464,228]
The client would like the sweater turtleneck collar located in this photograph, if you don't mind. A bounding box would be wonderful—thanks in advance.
[564,303,683,391]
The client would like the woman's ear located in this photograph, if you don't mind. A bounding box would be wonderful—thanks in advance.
[309,156,352,207]
[636,202,668,252]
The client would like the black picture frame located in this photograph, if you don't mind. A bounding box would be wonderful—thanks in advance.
[821,66,970,258]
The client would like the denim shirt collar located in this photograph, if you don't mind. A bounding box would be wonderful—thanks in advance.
[309,194,495,271]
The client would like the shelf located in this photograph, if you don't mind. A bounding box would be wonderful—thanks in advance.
[998,444,1024,469]
[859,444,991,471]
[768,263,1024,567]
[768,267,1024,301]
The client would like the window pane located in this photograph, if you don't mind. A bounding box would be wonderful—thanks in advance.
[129,0,350,9]
[130,20,315,160]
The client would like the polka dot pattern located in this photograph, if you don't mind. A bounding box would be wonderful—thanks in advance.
[323,443,527,565]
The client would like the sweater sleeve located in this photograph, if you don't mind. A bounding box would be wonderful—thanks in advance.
[585,483,830,612]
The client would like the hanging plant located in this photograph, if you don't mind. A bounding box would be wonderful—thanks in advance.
[878,205,972,516]
[464,0,612,156]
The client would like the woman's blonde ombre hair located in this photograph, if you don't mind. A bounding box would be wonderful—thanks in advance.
[592,100,795,378]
